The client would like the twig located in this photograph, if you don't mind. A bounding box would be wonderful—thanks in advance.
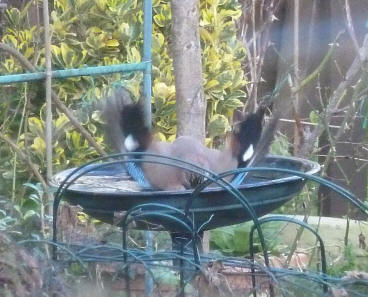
[251,0,258,105]
[298,34,368,157]
[42,0,53,224]
[11,83,29,204]
[42,0,53,182]
[344,0,361,56]
[241,0,283,112]
[320,86,359,177]
[246,32,347,180]
[0,133,48,192]
[344,216,350,247]
[0,42,106,156]
[251,38,339,165]
[293,0,301,154]
[278,118,340,129]
[316,155,368,163]
[295,35,340,93]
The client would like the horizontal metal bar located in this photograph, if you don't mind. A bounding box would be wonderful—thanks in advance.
[0,62,149,84]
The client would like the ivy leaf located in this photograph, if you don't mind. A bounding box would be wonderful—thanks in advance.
[200,27,213,44]
[210,227,235,254]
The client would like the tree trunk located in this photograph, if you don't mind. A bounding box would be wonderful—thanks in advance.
[171,0,209,251]
[171,0,206,141]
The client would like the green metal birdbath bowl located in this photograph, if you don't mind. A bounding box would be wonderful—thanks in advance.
[51,155,320,232]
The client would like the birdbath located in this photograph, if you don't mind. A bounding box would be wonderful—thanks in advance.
[50,154,320,260]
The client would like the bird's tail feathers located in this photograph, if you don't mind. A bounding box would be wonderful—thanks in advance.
[120,103,152,152]
[232,107,265,167]
[101,87,151,153]
[101,87,135,152]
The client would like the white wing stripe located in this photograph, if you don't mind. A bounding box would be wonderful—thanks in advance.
[124,134,139,151]
[242,144,254,162]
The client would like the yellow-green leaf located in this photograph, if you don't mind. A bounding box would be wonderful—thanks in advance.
[208,114,230,137]
[106,39,119,47]
[128,47,141,62]
[51,45,61,57]
[95,0,107,11]
[222,98,244,109]
[155,132,166,142]
[206,79,219,89]
[153,82,175,100]
[89,26,103,34]
[28,117,44,135]
[3,34,18,48]
[71,131,81,148]
[309,110,319,124]
[31,137,46,154]
[167,134,176,143]
[60,43,74,67]
[24,47,34,59]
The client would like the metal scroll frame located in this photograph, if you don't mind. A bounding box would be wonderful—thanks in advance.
[50,153,368,296]
[51,152,275,296]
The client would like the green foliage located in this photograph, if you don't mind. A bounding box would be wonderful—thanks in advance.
[210,221,282,256]
[200,0,246,137]
[0,0,248,205]
[270,132,291,156]
[328,244,368,276]
[151,0,247,140]
[0,182,43,237]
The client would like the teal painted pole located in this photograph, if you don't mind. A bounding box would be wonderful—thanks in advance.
[143,0,152,128]
[142,1,153,297]
[0,62,148,84]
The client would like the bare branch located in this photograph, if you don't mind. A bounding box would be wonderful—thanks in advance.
[0,132,48,192]
[344,0,361,56]
[0,42,106,156]
[298,34,368,157]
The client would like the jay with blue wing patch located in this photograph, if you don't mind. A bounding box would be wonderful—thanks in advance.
[103,88,264,191]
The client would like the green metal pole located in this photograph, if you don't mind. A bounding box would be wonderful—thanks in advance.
[143,0,152,127]
[142,1,153,297]
[0,62,148,84]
